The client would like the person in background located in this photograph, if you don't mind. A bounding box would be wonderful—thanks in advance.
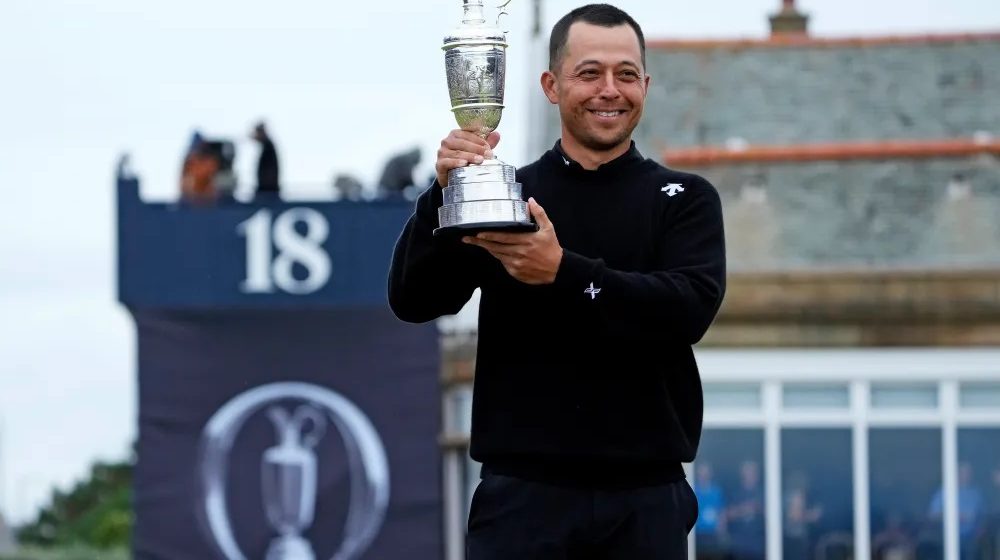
[252,121,280,199]
[727,460,766,560]
[376,146,422,200]
[928,461,984,559]
[180,131,219,205]
[333,173,366,201]
[694,462,728,559]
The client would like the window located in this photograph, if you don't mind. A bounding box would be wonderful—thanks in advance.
[957,428,1000,559]
[960,383,1000,408]
[783,384,850,409]
[694,429,766,560]
[869,428,943,560]
[782,428,854,559]
[449,384,473,433]
[704,383,762,410]
[871,383,938,409]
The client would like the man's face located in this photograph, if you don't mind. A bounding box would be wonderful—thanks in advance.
[543,22,649,154]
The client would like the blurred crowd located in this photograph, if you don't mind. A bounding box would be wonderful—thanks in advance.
[693,459,1000,560]
[177,120,429,205]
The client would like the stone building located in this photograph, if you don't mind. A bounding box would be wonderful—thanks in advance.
[438,4,1000,560]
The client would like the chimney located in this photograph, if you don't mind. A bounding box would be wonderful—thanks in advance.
[769,0,809,36]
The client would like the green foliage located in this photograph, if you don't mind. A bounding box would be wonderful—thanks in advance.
[15,457,133,553]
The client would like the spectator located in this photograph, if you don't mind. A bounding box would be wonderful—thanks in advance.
[180,132,220,205]
[784,475,823,560]
[694,462,727,559]
[376,146,421,200]
[928,461,984,559]
[872,511,915,560]
[252,121,280,199]
[727,460,766,560]
[333,173,365,201]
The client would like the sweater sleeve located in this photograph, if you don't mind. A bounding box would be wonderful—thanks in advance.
[387,181,486,323]
[552,177,726,344]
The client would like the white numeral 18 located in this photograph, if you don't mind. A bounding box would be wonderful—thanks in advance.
[237,208,332,294]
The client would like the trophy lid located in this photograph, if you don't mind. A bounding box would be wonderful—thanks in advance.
[444,0,508,47]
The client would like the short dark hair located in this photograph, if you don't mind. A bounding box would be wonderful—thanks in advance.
[548,4,646,72]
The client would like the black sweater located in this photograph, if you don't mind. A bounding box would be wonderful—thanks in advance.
[388,140,726,489]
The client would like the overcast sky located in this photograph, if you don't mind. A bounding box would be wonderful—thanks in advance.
[0,0,997,525]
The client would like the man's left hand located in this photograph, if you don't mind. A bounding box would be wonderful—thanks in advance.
[462,197,563,285]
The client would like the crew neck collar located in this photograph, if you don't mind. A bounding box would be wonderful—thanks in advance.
[547,139,644,174]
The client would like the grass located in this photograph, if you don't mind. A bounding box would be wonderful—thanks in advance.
[0,547,129,560]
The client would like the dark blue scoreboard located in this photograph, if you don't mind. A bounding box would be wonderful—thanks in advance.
[116,176,442,560]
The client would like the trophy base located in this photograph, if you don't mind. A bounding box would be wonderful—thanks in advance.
[433,221,539,238]
[436,159,534,238]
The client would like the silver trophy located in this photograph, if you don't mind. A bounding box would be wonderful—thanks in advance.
[262,405,327,560]
[434,0,537,236]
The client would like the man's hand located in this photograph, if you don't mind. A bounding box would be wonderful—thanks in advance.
[462,198,563,285]
[436,129,500,187]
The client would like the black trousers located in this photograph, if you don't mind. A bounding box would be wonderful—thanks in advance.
[466,472,699,559]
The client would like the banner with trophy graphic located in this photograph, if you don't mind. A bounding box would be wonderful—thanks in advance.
[131,308,441,560]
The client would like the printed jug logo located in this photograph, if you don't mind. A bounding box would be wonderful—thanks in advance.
[198,382,390,560]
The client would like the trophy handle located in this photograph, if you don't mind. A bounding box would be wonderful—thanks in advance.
[267,406,292,439]
[496,0,513,29]
[266,404,326,449]
[291,404,327,450]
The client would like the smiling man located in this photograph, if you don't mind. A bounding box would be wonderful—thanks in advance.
[388,3,726,558]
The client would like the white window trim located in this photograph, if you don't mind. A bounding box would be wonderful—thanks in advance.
[693,346,1000,560]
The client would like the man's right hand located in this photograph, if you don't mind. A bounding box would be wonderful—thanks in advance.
[435,129,501,187]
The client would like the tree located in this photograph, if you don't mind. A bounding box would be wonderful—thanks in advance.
[16,455,133,551]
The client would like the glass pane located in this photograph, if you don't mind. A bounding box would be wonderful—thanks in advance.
[694,429,766,560]
[783,384,850,409]
[871,383,938,409]
[704,383,762,410]
[450,384,472,433]
[960,383,1000,408]
[869,428,943,560]
[782,429,854,560]
[957,428,1000,559]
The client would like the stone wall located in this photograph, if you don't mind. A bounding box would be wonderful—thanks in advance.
[705,269,1000,347]
[640,39,999,151]
[691,155,1000,270]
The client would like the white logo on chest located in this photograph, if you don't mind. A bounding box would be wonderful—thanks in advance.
[661,183,685,197]
[584,282,601,300]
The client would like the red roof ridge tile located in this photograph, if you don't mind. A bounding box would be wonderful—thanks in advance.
[663,137,1000,167]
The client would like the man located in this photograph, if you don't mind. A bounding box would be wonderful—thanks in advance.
[180,134,220,205]
[694,462,727,559]
[377,146,422,200]
[252,121,280,198]
[388,4,726,558]
[726,461,765,560]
